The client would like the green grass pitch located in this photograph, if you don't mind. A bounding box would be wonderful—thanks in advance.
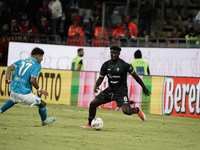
[0,99,199,150]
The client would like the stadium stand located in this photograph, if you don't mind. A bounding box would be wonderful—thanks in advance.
[1,0,200,66]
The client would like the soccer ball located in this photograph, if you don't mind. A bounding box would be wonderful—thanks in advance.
[91,118,104,130]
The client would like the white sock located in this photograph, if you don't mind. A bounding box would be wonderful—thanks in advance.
[0,110,2,115]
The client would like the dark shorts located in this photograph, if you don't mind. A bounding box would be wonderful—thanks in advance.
[95,87,130,107]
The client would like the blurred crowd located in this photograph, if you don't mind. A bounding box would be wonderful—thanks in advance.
[0,0,200,46]
[0,0,134,44]
[168,13,200,45]
[0,0,157,46]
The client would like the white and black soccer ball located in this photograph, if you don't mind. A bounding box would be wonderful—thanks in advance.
[91,118,104,130]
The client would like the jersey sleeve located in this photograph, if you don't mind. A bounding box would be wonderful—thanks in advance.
[125,62,134,74]
[13,59,22,67]
[31,65,41,78]
[99,62,107,77]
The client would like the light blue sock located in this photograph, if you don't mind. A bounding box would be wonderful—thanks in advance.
[39,106,47,122]
[0,99,15,113]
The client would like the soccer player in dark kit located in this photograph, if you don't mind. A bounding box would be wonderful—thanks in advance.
[81,44,151,128]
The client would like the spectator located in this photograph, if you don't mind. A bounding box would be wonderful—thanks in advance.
[93,2,103,21]
[186,14,198,31]
[112,21,131,44]
[119,29,131,47]
[8,0,26,25]
[68,19,84,37]
[168,25,179,38]
[0,24,10,36]
[178,25,188,38]
[122,22,136,39]
[59,0,71,18]
[69,0,79,10]
[64,9,82,39]
[167,25,180,43]
[48,0,62,35]
[59,0,72,39]
[23,19,37,34]
[68,19,85,46]
[36,0,52,29]
[177,25,188,44]
[78,0,94,21]
[0,1,10,29]
[123,29,131,38]
[112,20,123,39]
[92,20,108,46]
[185,27,198,46]
[172,0,184,20]
[196,32,200,45]
[120,23,137,47]
[37,17,53,35]
[196,23,200,33]
[82,21,93,42]
[111,11,122,28]
[114,2,126,20]
[10,19,23,33]
[195,10,200,23]
[138,0,153,37]
[26,0,41,27]
[122,22,128,31]
[131,49,150,75]
[125,15,138,38]
[93,1,109,26]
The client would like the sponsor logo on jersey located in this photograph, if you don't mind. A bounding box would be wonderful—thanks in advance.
[110,81,119,84]
[108,74,121,79]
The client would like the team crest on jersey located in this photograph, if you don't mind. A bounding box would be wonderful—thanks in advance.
[117,68,120,71]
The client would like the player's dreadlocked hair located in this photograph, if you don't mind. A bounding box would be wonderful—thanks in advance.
[110,44,121,52]
[31,47,44,55]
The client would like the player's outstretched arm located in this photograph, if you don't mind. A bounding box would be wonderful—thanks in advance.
[6,64,15,84]
[131,71,151,96]
[30,76,49,96]
[94,76,104,93]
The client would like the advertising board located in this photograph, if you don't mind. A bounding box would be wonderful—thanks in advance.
[163,77,200,118]
[8,42,200,77]
[0,67,71,105]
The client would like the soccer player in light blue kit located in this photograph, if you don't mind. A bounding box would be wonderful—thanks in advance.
[0,47,56,126]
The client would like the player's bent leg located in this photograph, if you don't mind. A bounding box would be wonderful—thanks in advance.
[89,98,105,124]
[38,100,47,122]
[0,99,16,114]
[121,105,138,115]
[38,100,46,108]
[37,100,56,126]
[81,98,105,128]
[121,105,146,121]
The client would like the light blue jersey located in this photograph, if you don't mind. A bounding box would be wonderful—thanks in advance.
[10,57,41,94]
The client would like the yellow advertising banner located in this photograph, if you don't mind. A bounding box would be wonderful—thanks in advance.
[0,67,10,100]
[0,67,72,105]
[150,76,164,115]
[32,69,72,105]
